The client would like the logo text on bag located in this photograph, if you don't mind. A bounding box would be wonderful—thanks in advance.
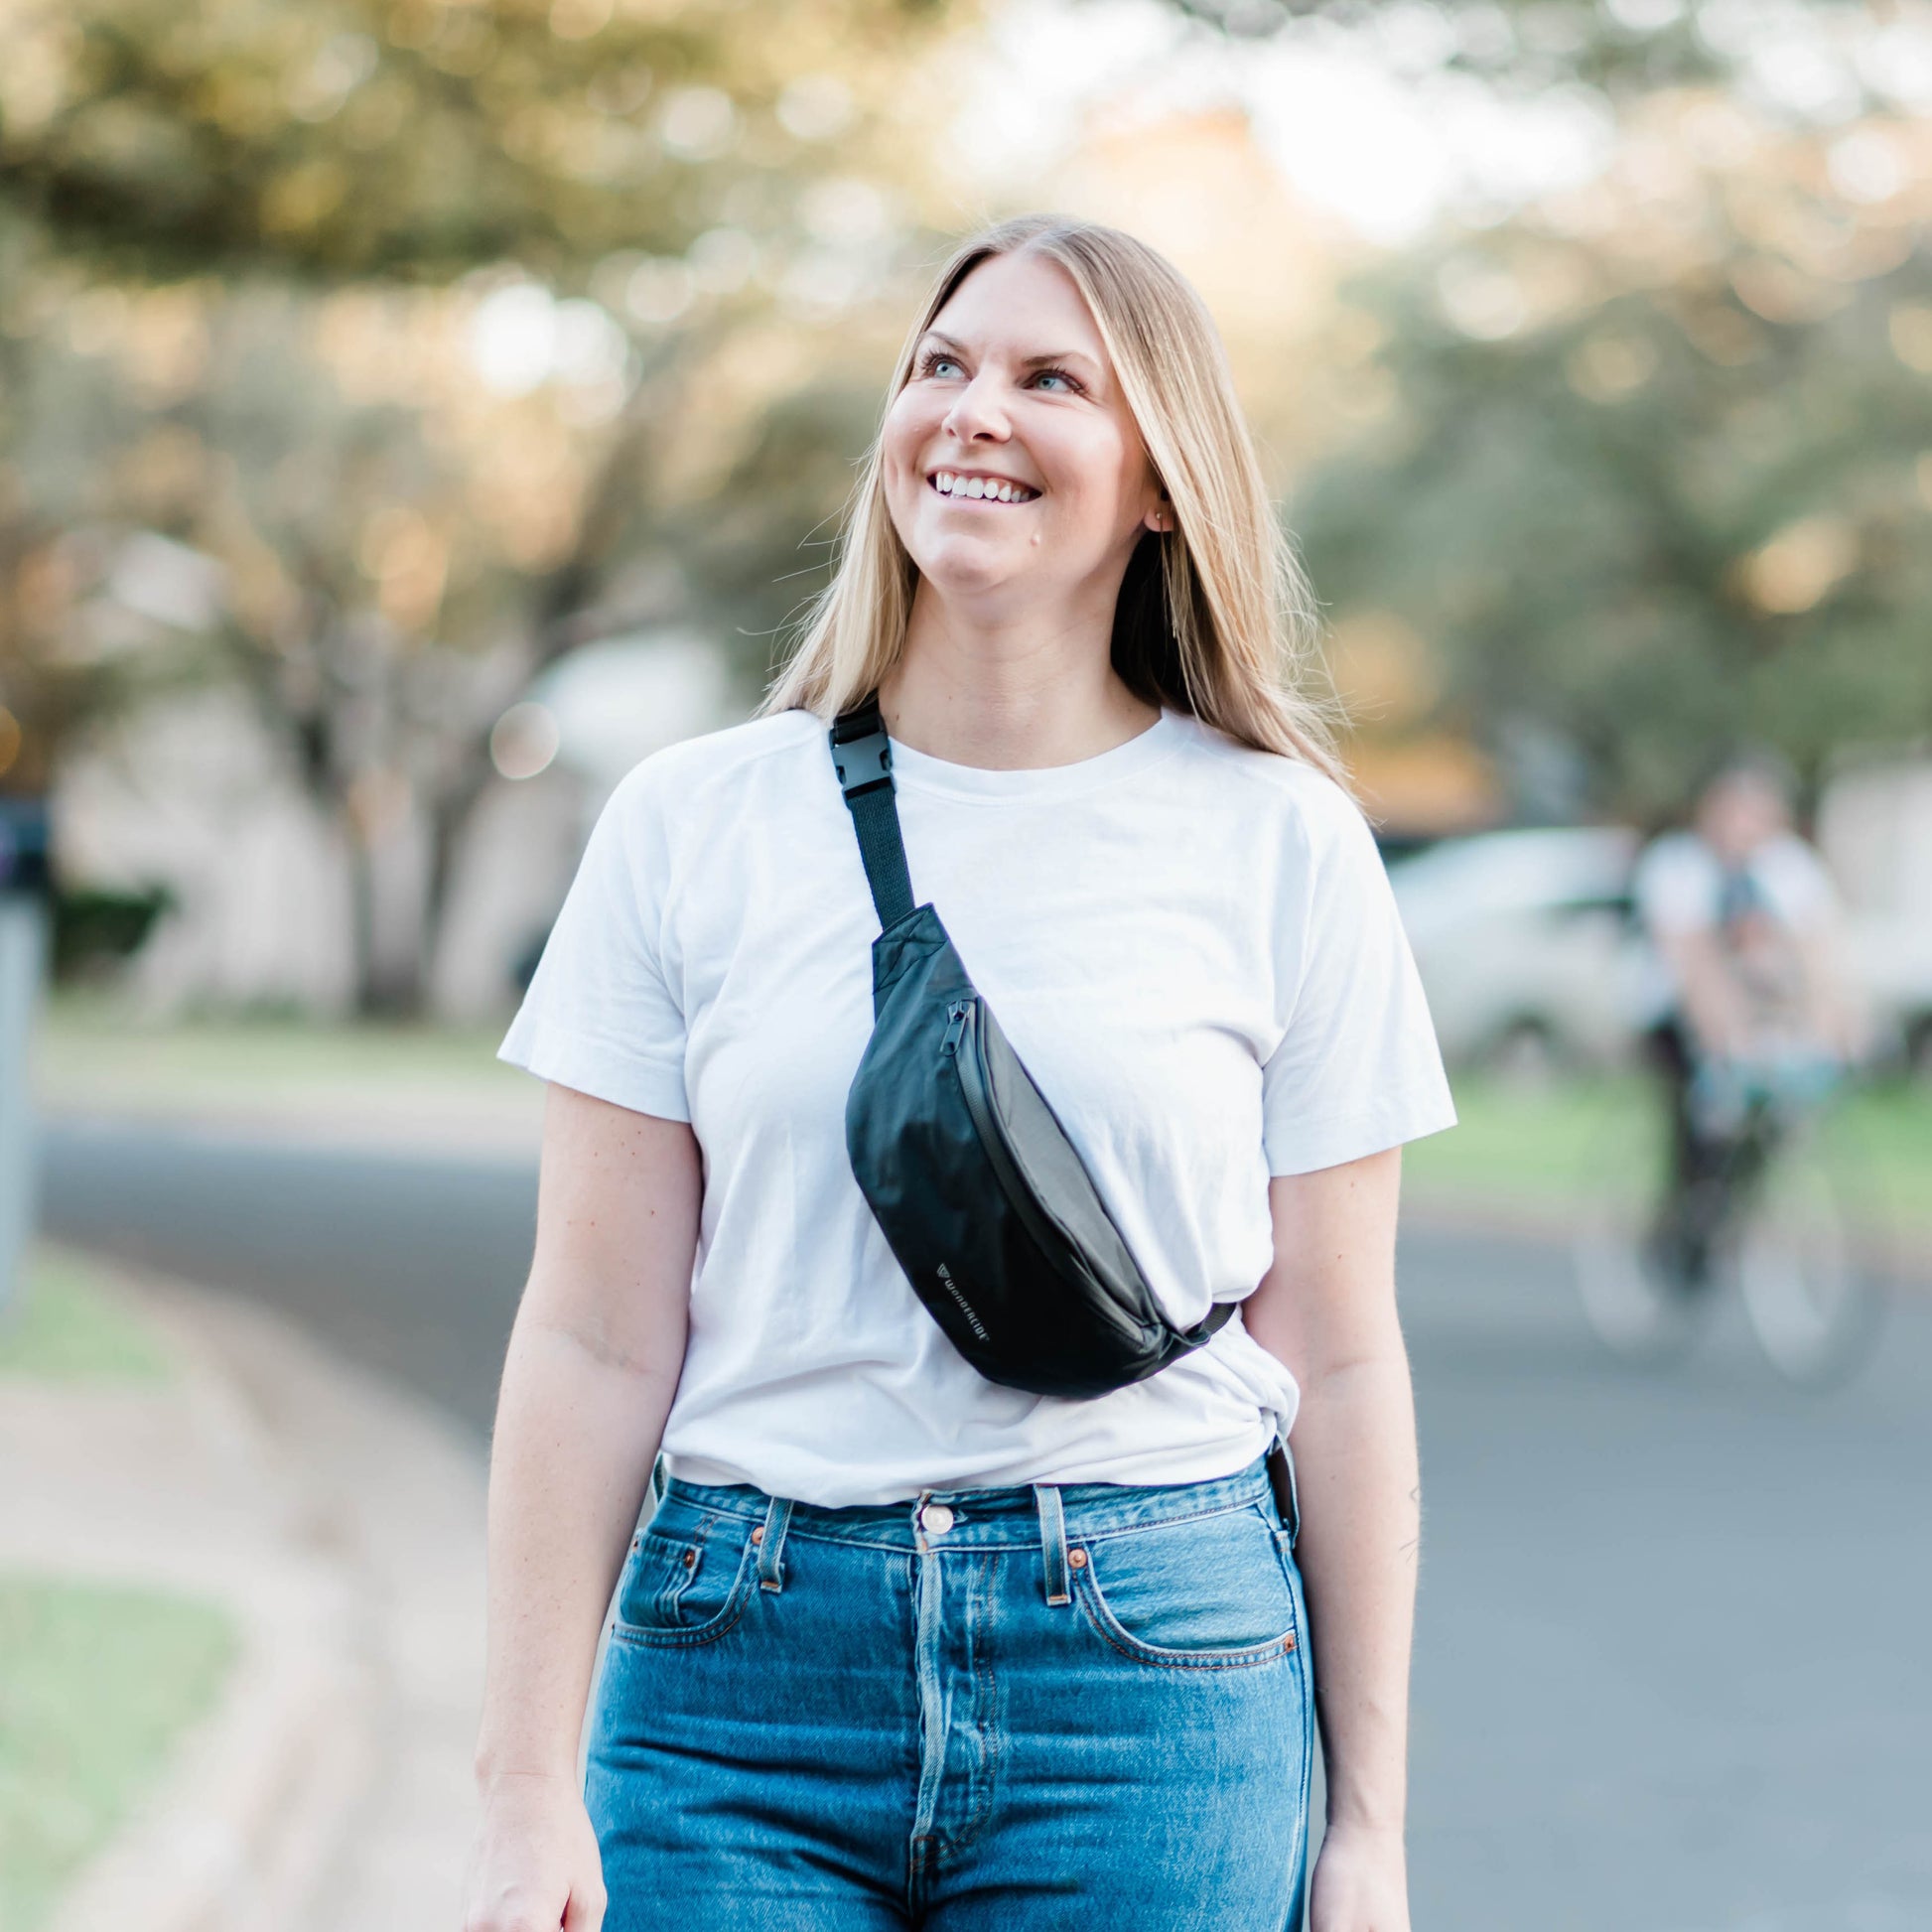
[935,1264,990,1341]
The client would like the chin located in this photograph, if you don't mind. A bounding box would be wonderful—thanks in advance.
[907,530,1029,590]
[914,549,1032,599]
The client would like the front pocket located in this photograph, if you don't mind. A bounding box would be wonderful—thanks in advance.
[948,996,1077,1270]
[612,1520,757,1647]
[1073,1504,1300,1670]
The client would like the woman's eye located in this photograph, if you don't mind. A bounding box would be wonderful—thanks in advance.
[913,350,1080,391]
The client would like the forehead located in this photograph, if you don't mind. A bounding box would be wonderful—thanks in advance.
[925,250,1107,362]
[1702,773,1785,822]
[1709,768,1782,804]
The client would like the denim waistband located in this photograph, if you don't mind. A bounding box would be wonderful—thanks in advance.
[655,1452,1280,1554]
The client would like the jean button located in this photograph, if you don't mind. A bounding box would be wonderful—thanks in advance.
[920,1502,955,1536]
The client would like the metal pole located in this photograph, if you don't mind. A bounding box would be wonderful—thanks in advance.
[0,892,46,1319]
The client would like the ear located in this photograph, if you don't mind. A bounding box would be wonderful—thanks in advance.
[1143,492,1174,535]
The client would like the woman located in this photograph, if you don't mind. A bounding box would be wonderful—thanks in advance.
[464,213,1455,1932]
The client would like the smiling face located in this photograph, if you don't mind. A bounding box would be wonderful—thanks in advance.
[879,249,1171,608]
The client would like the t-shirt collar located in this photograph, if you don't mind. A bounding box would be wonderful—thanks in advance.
[886,707,1182,803]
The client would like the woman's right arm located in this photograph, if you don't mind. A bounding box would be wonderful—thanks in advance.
[462,1082,702,1932]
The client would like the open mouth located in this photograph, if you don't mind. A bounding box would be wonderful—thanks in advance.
[927,470,1041,505]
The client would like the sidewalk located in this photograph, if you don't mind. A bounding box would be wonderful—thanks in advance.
[0,1256,487,1932]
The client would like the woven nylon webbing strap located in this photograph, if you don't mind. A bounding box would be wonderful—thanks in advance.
[830,695,914,931]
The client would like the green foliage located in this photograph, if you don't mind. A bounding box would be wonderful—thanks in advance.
[52,885,176,980]
[1294,174,1932,821]
[0,0,970,1005]
[1166,0,1866,100]
[0,0,952,286]
[661,375,884,695]
[0,1577,236,1931]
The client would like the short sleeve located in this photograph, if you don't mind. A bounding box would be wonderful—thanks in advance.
[1260,781,1457,1176]
[1757,837,1839,930]
[1633,836,1718,936]
[496,761,690,1122]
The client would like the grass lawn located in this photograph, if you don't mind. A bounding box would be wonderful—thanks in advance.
[0,1578,238,1932]
[34,991,525,1114]
[1406,1070,1931,1264]
[27,999,1929,1263]
[0,1246,172,1382]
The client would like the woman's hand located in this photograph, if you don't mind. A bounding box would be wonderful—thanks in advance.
[1245,1153,1418,1932]
[1309,1821,1411,1932]
[461,1770,607,1932]
[468,1089,699,1932]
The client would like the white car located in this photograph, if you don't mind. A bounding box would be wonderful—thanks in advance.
[1842,914,1932,1080]
[1386,827,1650,1076]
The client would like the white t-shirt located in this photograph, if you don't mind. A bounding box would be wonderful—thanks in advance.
[498,704,1456,1506]
[1631,830,1838,1026]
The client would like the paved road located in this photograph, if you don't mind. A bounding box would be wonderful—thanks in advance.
[45,1117,534,1432]
[42,1118,1932,1931]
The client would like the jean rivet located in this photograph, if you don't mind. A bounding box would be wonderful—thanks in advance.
[681,1548,697,1568]
[1282,1633,1296,1652]
[1068,1548,1088,1570]
[751,1525,764,1544]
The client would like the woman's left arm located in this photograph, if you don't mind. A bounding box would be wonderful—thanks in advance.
[1242,1144,1416,1932]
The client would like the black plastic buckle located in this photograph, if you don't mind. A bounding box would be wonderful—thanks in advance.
[832,726,893,799]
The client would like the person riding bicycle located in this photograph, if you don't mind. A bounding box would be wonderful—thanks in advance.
[1631,750,1865,1287]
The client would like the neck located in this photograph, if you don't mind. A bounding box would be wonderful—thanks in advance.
[878,579,1159,770]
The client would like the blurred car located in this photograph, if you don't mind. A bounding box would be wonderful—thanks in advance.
[1817,757,1932,1084]
[1385,826,1647,1077]
[1843,914,1932,1082]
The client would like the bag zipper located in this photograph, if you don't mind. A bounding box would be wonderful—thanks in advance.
[941,999,970,1057]
[945,996,1070,1266]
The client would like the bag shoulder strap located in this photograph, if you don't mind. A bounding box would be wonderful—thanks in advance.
[829,694,914,932]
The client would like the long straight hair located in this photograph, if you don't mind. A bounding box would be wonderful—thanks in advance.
[758,213,1349,788]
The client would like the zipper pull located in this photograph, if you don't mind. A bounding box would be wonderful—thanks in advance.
[941,999,970,1056]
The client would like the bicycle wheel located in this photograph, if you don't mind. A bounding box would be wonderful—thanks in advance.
[1734,1124,1880,1386]
[1571,1078,1715,1366]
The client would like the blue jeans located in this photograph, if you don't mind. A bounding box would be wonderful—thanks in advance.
[584,1451,1314,1928]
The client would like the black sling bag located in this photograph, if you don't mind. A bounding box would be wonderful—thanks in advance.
[829,694,1233,1400]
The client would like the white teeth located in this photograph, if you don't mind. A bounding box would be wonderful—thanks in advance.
[929,472,1037,501]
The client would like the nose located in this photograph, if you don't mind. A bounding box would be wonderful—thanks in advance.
[940,371,1011,445]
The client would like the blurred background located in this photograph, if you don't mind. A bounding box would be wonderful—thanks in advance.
[1,0,1928,1928]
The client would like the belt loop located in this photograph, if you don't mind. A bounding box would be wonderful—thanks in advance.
[1267,1438,1301,1549]
[756,1494,793,1592]
[1035,1483,1070,1607]
[637,1452,668,1533]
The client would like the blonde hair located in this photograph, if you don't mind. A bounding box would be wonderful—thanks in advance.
[758,212,1349,788]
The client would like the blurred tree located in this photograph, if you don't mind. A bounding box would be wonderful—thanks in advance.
[0,264,897,1009]
[1292,97,1932,825]
[0,273,523,1005]
[1166,0,1879,100]
[10,0,1923,1004]
[0,0,959,1009]
[0,0,949,284]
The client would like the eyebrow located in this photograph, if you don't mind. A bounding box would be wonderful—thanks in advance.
[919,330,1102,376]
